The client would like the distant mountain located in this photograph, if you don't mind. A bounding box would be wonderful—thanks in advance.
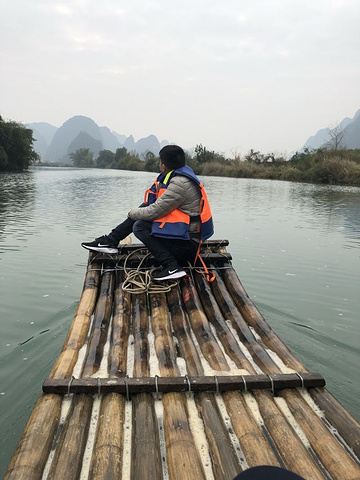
[303,109,360,150]
[27,115,172,162]
[29,122,58,158]
[100,126,121,152]
[67,131,103,158]
[45,116,103,162]
[343,113,360,149]
[112,131,127,144]
[29,122,58,145]
[135,135,160,155]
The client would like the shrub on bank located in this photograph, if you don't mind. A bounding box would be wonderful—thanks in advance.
[185,150,360,186]
[304,157,360,185]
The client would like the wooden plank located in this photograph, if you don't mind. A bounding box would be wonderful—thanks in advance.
[94,252,232,264]
[43,372,326,395]
[116,240,229,251]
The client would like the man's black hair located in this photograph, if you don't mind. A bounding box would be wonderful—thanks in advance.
[159,145,185,170]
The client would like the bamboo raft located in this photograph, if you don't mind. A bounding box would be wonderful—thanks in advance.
[5,240,360,480]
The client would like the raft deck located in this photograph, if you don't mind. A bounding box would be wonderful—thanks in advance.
[5,240,360,480]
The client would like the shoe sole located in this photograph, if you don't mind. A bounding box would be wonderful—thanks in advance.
[81,244,118,254]
[154,271,187,281]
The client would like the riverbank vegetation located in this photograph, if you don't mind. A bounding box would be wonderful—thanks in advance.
[0,116,39,172]
[64,143,360,186]
[2,115,359,186]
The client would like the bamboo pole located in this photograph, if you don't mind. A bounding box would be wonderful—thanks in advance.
[186,272,326,479]
[221,266,305,372]
[89,270,129,480]
[4,395,62,480]
[222,265,360,465]
[309,387,360,460]
[180,276,230,371]
[108,270,131,377]
[193,273,253,370]
[280,389,360,479]
[82,267,115,378]
[209,269,281,375]
[201,268,329,477]
[50,257,102,379]
[4,256,101,480]
[221,390,279,468]
[150,290,207,480]
[88,393,125,480]
[176,280,280,471]
[47,265,115,479]
[151,289,239,480]
[167,286,204,377]
[131,293,163,480]
[252,390,325,479]
[47,394,93,480]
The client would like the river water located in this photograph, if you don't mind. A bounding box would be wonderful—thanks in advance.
[0,167,359,474]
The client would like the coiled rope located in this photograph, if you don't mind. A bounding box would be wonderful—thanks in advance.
[121,249,179,294]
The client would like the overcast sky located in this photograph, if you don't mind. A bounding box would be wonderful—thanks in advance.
[1,0,359,155]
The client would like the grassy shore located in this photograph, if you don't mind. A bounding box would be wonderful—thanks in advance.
[36,147,360,187]
[190,148,360,187]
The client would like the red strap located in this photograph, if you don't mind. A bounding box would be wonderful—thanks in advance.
[193,240,216,283]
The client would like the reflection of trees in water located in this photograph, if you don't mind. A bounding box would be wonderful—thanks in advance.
[289,184,360,245]
[0,172,36,237]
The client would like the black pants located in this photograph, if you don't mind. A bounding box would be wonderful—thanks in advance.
[108,217,198,268]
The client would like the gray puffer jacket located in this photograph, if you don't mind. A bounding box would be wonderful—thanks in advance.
[128,175,201,236]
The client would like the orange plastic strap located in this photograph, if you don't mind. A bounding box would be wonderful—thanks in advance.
[194,240,216,283]
[144,188,154,204]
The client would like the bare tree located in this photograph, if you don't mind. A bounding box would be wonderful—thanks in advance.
[325,123,346,150]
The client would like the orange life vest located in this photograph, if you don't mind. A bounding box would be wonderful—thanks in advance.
[144,165,214,241]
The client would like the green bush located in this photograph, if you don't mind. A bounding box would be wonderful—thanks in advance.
[0,116,39,172]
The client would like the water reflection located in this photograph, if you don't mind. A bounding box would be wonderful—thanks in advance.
[289,183,360,248]
[0,172,36,250]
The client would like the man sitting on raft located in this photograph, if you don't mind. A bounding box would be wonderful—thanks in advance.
[81,145,214,281]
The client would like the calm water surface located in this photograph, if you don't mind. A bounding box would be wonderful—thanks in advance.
[0,167,359,474]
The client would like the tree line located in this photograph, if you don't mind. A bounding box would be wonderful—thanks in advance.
[1,116,359,186]
[68,143,360,186]
[0,116,39,172]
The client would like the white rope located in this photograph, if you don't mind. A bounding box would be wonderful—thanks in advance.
[121,249,179,294]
